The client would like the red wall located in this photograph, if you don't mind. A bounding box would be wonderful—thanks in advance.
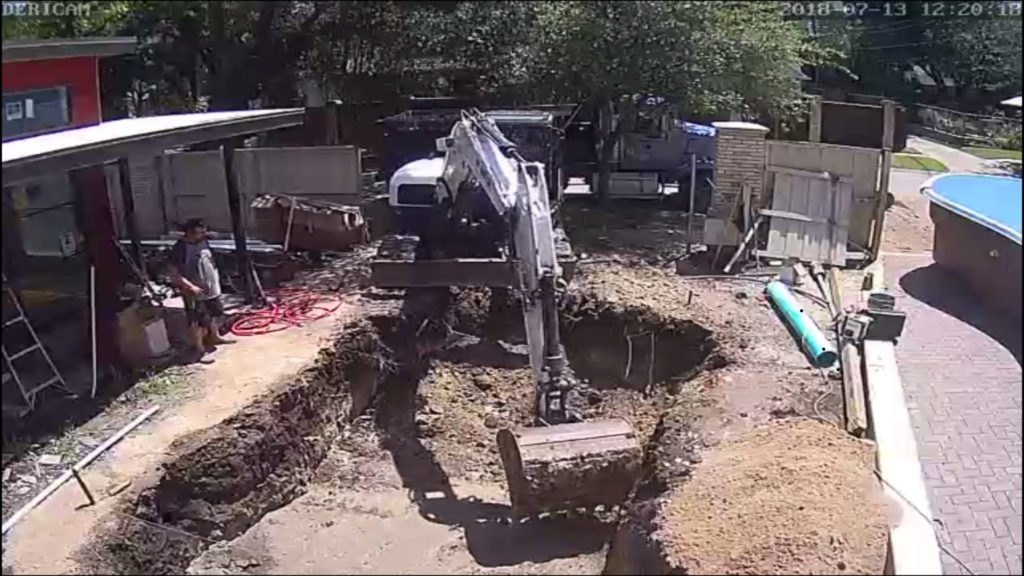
[2,56,101,127]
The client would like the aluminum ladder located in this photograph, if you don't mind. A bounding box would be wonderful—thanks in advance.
[2,273,68,412]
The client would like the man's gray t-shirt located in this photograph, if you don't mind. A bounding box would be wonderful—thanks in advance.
[171,239,222,300]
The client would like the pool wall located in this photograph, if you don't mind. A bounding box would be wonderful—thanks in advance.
[930,202,1022,320]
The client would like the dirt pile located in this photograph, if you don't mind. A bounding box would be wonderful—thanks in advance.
[607,419,888,575]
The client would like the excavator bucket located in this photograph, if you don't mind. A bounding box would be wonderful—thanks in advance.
[496,418,642,518]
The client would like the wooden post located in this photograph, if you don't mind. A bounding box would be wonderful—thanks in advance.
[808,95,823,143]
[841,343,868,437]
[116,158,146,278]
[863,340,943,575]
[324,100,340,145]
[871,100,896,260]
[153,155,171,235]
[823,266,867,436]
[222,141,254,302]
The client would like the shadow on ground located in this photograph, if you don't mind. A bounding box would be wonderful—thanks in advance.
[381,429,612,568]
[899,263,1022,366]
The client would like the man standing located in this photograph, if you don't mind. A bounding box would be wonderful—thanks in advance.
[168,218,234,361]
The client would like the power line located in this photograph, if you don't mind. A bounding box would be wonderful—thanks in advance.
[872,470,978,576]
[846,18,926,33]
[849,21,930,35]
[853,32,1022,51]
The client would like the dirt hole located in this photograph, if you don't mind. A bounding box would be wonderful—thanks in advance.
[562,308,716,393]
[83,319,389,575]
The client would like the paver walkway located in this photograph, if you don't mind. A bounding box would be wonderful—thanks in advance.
[886,252,1022,575]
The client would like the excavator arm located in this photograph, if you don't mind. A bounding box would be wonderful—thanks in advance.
[435,110,570,424]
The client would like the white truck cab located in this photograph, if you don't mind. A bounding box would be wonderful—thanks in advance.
[388,156,444,209]
[388,157,444,233]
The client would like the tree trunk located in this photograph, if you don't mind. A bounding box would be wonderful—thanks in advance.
[596,98,618,204]
[207,0,229,110]
[254,1,278,105]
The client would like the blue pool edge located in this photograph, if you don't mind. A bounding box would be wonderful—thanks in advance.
[920,173,1023,246]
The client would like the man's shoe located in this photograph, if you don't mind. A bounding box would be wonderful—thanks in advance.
[180,347,214,365]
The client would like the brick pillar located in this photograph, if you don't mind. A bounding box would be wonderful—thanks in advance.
[709,121,769,221]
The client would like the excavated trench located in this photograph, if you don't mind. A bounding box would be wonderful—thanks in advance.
[85,288,724,575]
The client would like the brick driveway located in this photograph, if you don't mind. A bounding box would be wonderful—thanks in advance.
[887,253,1022,575]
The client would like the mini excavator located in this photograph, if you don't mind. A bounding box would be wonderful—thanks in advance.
[371,110,641,517]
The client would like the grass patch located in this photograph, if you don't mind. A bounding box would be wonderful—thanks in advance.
[119,366,193,404]
[963,147,1023,161]
[892,154,949,172]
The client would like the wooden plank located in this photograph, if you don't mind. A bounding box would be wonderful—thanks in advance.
[873,148,894,258]
[824,178,839,263]
[766,165,830,180]
[808,96,823,142]
[832,179,854,264]
[741,183,752,234]
[790,173,811,259]
[881,99,896,150]
[841,342,867,437]
[766,173,792,258]
[805,176,830,261]
[826,266,844,311]
[760,209,827,224]
[863,340,943,575]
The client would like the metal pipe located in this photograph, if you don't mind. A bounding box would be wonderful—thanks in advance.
[283,197,297,252]
[1,406,160,535]
[117,158,146,279]
[89,265,98,399]
[686,153,696,256]
[765,280,838,368]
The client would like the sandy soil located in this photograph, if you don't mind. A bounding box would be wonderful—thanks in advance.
[3,258,364,575]
[659,419,889,575]
[883,169,935,254]
[189,448,610,575]
[572,262,839,443]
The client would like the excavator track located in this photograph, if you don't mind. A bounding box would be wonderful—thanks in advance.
[497,418,642,518]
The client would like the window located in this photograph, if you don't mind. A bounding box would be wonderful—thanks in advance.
[5,101,24,120]
[2,86,71,140]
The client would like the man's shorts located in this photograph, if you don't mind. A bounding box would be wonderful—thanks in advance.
[184,296,225,327]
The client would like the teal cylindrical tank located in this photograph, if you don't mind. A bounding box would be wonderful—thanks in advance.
[765,280,838,368]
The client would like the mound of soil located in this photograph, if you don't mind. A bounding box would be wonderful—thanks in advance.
[656,419,887,575]
[417,360,537,481]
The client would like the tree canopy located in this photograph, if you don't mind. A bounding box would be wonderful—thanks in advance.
[2,0,820,119]
[4,0,1015,117]
[814,1,1022,104]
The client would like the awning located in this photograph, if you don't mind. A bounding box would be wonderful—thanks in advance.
[1001,95,1022,108]
[2,109,305,185]
[2,36,136,62]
